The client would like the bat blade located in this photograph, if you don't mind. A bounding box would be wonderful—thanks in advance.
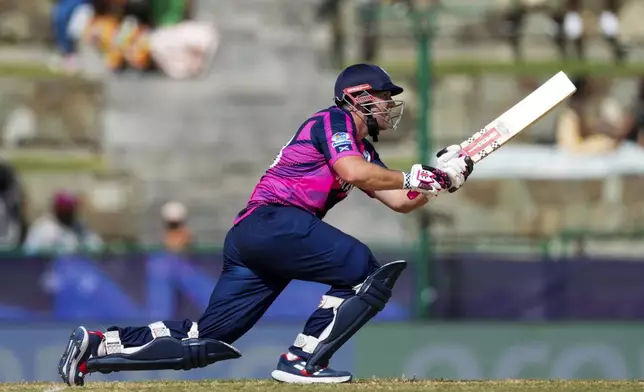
[408,71,577,199]
[460,71,577,163]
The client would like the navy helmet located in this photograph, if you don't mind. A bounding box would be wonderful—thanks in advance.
[334,63,404,104]
[333,64,405,138]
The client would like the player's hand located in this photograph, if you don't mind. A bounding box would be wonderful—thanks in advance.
[436,145,474,193]
[404,163,452,196]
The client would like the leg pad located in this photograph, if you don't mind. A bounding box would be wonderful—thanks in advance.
[85,337,241,374]
[304,260,407,371]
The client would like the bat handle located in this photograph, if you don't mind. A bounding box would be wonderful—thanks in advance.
[407,191,420,200]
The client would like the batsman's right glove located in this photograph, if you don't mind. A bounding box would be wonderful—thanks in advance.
[403,163,453,196]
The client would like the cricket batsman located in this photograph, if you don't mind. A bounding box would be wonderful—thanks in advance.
[58,63,474,385]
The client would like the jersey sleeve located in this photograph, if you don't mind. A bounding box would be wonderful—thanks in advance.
[312,110,362,166]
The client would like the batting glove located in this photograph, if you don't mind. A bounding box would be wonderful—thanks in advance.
[403,163,452,196]
[436,145,474,193]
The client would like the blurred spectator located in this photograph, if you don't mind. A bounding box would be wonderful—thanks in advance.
[108,1,155,73]
[617,78,644,147]
[23,191,103,255]
[83,0,125,71]
[599,0,627,63]
[316,0,345,68]
[359,0,380,63]
[560,0,585,60]
[497,0,578,62]
[80,0,218,79]
[316,0,406,68]
[506,0,627,62]
[551,0,585,60]
[148,18,219,79]
[161,201,192,253]
[0,162,27,249]
[150,0,190,26]
[502,0,551,61]
[50,0,93,73]
[556,76,621,154]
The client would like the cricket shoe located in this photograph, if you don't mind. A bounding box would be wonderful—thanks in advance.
[58,326,103,386]
[271,352,352,384]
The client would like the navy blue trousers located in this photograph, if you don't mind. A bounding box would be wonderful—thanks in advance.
[110,205,380,361]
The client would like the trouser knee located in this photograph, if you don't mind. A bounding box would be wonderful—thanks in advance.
[343,243,380,287]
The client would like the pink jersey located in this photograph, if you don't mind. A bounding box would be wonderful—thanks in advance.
[234,106,386,224]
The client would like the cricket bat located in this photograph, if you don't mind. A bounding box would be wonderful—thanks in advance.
[408,71,577,199]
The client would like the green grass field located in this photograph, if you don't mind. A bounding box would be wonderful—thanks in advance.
[0,63,71,79]
[2,58,643,80]
[4,380,644,392]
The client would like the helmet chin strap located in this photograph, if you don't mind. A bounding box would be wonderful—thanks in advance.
[366,114,380,142]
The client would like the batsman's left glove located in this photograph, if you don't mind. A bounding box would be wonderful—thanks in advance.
[435,145,474,193]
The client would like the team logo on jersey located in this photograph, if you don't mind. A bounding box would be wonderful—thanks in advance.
[332,132,351,142]
[337,146,351,153]
[331,132,353,151]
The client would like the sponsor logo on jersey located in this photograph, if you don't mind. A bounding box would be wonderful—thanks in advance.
[331,132,353,148]
[336,175,354,193]
[332,132,353,154]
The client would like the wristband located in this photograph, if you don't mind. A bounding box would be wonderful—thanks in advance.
[403,172,412,190]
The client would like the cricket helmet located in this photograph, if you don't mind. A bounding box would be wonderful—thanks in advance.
[333,64,405,141]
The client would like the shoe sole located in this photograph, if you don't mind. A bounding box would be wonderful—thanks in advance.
[58,326,89,386]
[271,370,352,384]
